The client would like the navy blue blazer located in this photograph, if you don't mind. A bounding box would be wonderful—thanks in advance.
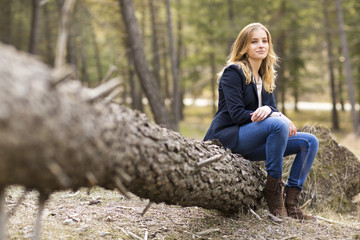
[204,64,278,151]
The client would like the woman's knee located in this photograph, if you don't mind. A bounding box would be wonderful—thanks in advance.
[307,134,319,151]
[266,117,289,135]
[298,133,319,152]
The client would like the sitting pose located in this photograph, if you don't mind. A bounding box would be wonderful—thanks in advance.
[204,23,319,220]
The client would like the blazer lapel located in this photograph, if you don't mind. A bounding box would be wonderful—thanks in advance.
[250,81,259,105]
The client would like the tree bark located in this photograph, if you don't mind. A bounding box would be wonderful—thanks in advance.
[273,0,287,114]
[210,52,217,116]
[55,0,76,68]
[118,0,175,130]
[166,0,180,130]
[126,37,144,111]
[335,0,359,135]
[323,0,339,130]
[0,0,12,45]
[43,2,55,66]
[337,47,345,111]
[149,0,161,89]
[29,0,41,54]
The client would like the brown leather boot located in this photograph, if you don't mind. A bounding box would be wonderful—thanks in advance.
[284,186,316,221]
[264,175,287,217]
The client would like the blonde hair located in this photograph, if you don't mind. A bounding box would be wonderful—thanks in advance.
[219,23,278,93]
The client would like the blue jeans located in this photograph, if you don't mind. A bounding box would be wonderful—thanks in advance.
[233,117,319,190]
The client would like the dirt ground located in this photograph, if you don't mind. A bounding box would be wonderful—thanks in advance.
[3,186,360,240]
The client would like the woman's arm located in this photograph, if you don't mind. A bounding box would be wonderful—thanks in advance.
[220,66,253,125]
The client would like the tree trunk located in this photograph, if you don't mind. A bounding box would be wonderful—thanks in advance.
[210,52,217,116]
[335,0,359,135]
[323,0,339,130]
[0,43,265,213]
[166,0,180,130]
[55,0,76,68]
[80,43,90,86]
[337,47,345,111]
[89,22,103,84]
[43,2,55,66]
[118,0,175,130]
[149,0,161,89]
[0,0,12,45]
[273,0,287,114]
[227,0,235,53]
[176,0,185,121]
[126,38,144,111]
[29,0,41,54]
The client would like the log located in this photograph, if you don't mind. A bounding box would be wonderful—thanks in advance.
[0,43,266,213]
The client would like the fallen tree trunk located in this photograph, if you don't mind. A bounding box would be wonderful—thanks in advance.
[0,43,266,213]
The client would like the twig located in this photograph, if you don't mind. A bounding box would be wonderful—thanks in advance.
[85,77,122,102]
[100,65,117,84]
[114,177,130,199]
[316,216,356,227]
[144,230,148,240]
[33,193,48,240]
[141,201,152,216]
[85,172,98,186]
[249,208,262,220]
[47,161,71,188]
[127,231,142,240]
[195,228,221,236]
[281,235,301,240]
[0,188,5,240]
[267,213,283,223]
[103,88,122,105]
[115,168,133,183]
[50,65,74,87]
[197,154,222,167]
[300,198,312,210]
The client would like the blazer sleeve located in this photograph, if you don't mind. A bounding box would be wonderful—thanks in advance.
[266,92,278,112]
[220,66,253,125]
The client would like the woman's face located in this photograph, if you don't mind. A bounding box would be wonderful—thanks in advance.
[246,29,269,62]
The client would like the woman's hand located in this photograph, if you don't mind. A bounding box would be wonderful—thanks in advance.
[281,114,297,137]
[250,106,272,122]
[287,118,297,137]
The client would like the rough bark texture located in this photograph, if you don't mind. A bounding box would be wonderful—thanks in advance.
[0,43,266,213]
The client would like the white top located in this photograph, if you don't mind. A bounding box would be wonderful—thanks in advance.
[256,77,262,107]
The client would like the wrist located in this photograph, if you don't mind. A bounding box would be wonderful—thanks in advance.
[266,109,273,118]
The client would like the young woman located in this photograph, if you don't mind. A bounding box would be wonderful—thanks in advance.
[204,23,319,220]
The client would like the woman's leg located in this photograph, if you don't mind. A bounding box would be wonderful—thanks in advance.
[284,132,319,190]
[235,117,289,179]
[283,132,318,220]
[234,117,290,217]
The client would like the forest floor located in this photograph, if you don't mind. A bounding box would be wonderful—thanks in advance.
[4,186,360,240]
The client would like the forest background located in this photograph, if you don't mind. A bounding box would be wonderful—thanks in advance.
[1,0,360,156]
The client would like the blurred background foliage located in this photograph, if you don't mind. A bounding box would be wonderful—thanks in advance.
[0,0,359,154]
